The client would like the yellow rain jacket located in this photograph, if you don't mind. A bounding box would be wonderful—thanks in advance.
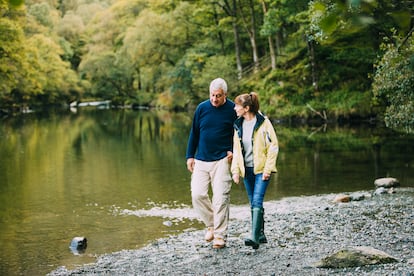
[231,113,279,177]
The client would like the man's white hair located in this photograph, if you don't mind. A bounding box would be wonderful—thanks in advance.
[209,78,228,94]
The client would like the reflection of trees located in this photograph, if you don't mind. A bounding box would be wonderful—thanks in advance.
[66,109,192,171]
[72,109,191,143]
[275,124,414,194]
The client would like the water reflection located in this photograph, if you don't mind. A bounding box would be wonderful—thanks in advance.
[0,110,413,275]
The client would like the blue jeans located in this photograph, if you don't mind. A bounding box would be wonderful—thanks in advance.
[243,167,270,208]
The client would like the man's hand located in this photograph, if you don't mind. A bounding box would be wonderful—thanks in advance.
[186,158,195,173]
[226,151,233,164]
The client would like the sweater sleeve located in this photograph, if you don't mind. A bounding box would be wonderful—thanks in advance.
[185,109,200,159]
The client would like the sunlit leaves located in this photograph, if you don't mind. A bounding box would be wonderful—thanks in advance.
[78,1,151,101]
[28,2,54,28]
[0,18,25,96]
[24,34,79,99]
[75,2,105,25]
[57,11,85,42]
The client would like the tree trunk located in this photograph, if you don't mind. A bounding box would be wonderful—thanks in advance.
[237,0,260,74]
[307,38,318,92]
[228,0,243,79]
[210,3,226,54]
[261,0,276,70]
[248,0,260,73]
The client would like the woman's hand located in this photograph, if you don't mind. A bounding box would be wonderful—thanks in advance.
[262,173,270,181]
[232,174,240,184]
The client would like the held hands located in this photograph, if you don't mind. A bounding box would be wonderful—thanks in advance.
[186,158,195,173]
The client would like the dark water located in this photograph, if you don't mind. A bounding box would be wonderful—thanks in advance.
[0,109,413,275]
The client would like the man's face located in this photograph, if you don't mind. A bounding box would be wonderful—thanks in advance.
[210,89,226,107]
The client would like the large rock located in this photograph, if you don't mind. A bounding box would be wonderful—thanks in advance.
[374,177,400,188]
[315,246,398,268]
[69,237,87,255]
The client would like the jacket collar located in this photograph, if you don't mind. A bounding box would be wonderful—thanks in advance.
[234,112,266,135]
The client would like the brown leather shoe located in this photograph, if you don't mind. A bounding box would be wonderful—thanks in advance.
[212,237,225,249]
[204,227,214,242]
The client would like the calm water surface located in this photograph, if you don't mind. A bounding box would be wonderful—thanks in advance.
[0,109,413,275]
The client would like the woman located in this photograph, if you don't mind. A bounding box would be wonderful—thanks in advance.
[231,92,279,249]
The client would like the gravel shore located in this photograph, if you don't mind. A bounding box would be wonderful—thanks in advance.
[49,187,414,276]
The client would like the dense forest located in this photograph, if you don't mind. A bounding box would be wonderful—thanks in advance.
[1,0,413,132]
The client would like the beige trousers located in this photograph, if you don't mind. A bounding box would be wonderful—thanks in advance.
[191,157,232,240]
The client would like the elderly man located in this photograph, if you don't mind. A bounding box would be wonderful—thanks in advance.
[186,78,237,249]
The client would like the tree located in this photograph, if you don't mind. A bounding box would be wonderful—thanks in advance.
[260,0,276,70]
[0,0,27,104]
[19,34,80,104]
[372,31,414,133]
[238,0,261,73]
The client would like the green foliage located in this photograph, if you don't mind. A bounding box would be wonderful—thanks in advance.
[0,0,413,134]
[0,17,25,99]
[22,34,81,103]
[192,55,238,101]
[57,11,85,42]
[9,0,23,7]
[372,34,414,133]
[28,2,54,28]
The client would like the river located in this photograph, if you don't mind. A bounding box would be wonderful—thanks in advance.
[0,109,413,275]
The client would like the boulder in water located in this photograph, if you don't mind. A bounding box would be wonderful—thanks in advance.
[70,237,87,255]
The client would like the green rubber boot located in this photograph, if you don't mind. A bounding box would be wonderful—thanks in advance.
[259,208,267,243]
[244,207,262,249]
[245,208,267,246]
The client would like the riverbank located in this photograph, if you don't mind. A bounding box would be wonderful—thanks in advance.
[49,187,414,275]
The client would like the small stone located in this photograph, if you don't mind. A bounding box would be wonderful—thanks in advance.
[350,193,365,201]
[387,187,396,194]
[333,195,351,203]
[374,177,400,188]
[374,187,387,195]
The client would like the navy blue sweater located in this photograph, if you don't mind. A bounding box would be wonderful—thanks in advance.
[186,99,237,162]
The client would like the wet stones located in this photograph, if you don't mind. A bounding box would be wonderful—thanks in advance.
[315,246,398,268]
[333,177,401,203]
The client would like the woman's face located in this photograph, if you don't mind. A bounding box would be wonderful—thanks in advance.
[234,103,248,117]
